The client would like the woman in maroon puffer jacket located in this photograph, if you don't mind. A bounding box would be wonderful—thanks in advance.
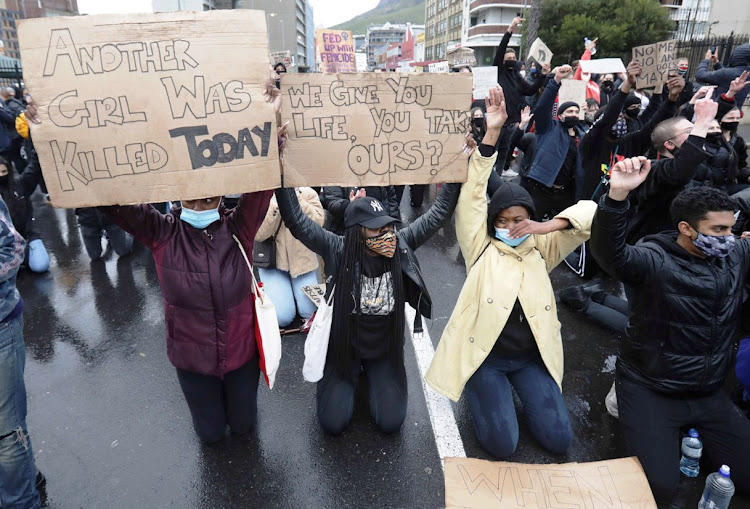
[103,191,272,442]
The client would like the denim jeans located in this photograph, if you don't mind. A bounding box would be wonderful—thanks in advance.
[465,351,573,459]
[258,267,319,328]
[0,315,40,509]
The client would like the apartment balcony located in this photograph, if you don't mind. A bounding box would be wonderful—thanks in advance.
[467,23,510,38]
[660,0,683,7]
[470,0,524,13]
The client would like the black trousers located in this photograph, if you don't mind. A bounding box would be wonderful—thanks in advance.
[316,356,407,435]
[176,358,260,443]
[524,179,575,220]
[616,369,750,504]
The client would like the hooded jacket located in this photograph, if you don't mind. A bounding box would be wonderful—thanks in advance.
[102,191,272,377]
[696,43,750,106]
[0,196,24,322]
[425,149,596,402]
[591,194,750,395]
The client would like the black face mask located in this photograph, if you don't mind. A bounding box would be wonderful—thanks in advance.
[624,108,639,119]
[504,60,516,69]
[706,132,723,145]
[472,117,485,130]
[721,121,739,133]
[601,80,614,91]
[562,116,579,128]
[0,175,8,187]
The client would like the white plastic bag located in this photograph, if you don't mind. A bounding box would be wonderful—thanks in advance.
[303,288,334,382]
[233,235,282,389]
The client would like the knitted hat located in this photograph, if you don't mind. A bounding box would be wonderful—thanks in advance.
[487,183,537,234]
[557,101,579,116]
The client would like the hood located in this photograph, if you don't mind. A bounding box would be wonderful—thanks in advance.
[729,43,750,67]
[487,183,536,235]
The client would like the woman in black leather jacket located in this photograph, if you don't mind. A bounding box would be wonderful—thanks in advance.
[275,134,475,435]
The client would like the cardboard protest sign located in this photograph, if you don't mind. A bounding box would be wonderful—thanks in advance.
[527,38,553,66]
[281,73,472,187]
[558,79,587,119]
[473,66,498,100]
[270,50,292,68]
[315,29,356,73]
[302,284,326,307]
[19,11,279,208]
[429,61,450,73]
[632,39,678,88]
[445,456,657,508]
[578,58,626,75]
[447,47,476,68]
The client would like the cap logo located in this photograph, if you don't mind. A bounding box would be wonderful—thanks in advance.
[370,200,384,212]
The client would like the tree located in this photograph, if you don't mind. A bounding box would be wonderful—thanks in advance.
[537,0,674,65]
[525,0,544,55]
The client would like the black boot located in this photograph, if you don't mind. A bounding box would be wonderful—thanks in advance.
[558,285,589,312]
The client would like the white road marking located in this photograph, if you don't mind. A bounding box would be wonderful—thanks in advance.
[405,305,466,470]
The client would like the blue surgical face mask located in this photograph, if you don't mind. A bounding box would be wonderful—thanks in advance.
[495,228,529,247]
[180,204,221,229]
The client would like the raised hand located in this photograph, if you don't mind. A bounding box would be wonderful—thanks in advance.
[585,37,598,52]
[690,85,716,104]
[484,86,508,131]
[510,17,524,30]
[666,75,686,100]
[542,62,551,75]
[554,64,573,84]
[626,61,642,87]
[727,70,750,98]
[264,74,282,115]
[609,156,651,201]
[462,130,477,156]
[520,106,533,127]
[694,96,719,125]
[349,188,367,202]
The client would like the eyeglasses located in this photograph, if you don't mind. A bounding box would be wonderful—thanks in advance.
[667,127,693,142]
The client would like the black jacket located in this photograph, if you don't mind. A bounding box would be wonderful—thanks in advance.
[591,194,750,395]
[276,183,460,332]
[320,186,400,234]
[626,135,711,244]
[493,31,545,124]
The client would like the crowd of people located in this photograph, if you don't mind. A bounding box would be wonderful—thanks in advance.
[2,15,750,508]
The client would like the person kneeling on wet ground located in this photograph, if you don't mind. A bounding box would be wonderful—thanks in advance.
[426,87,597,459]
[275,138,469,436]
[96,83,280,444]
[255,187,323,329]
[590,159,750,503]
[75,207,134,261]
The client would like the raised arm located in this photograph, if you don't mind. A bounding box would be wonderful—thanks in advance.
[493,17,521,68]
[275,187,341,259]
[399,182,460,251]
[456,87,505,269]
[590,157,664,284]
[101,203,177,251]
[535,65,573,135]
[231,190,274,247]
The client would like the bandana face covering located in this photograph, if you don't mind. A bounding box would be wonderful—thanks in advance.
[692,231,736,258]
[611,118,628,138]
[364,230,397,258]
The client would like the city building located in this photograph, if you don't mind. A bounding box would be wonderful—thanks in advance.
[424,0,462,62]
[706,0,750,37]
[155,0,314,71]
[1,0,78,18]
[661,0,713,40]
[0,6,21,60]
[366,22,410,69]
[305,1,314,70]
[460,0,523,67]
[353,34,366,52]
[153,0,219,10]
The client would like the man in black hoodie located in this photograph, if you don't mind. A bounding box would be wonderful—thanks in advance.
[492,16,548,175]
[591,158,750,504]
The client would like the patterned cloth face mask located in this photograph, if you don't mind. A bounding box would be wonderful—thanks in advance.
[692,230,736,258]
[364,230,397,258]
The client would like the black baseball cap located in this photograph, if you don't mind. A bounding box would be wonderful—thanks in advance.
[344,197,399,229]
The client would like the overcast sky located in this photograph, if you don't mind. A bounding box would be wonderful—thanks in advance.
[77,0,378,28]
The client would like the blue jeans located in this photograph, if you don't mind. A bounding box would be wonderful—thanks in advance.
[258,267,319,328]
[0,315,40,509]
[465,351,573,459]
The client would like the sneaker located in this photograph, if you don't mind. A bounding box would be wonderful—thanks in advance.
[501,169,519,178]
[557,285,589,312]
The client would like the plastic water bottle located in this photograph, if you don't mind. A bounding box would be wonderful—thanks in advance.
[679,428,702,477]
[698,465,735,509]
[584,37,597,55]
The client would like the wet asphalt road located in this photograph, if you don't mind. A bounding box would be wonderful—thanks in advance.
[16,187,750,509]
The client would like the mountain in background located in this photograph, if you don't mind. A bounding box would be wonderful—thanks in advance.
[331,0,425,35]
